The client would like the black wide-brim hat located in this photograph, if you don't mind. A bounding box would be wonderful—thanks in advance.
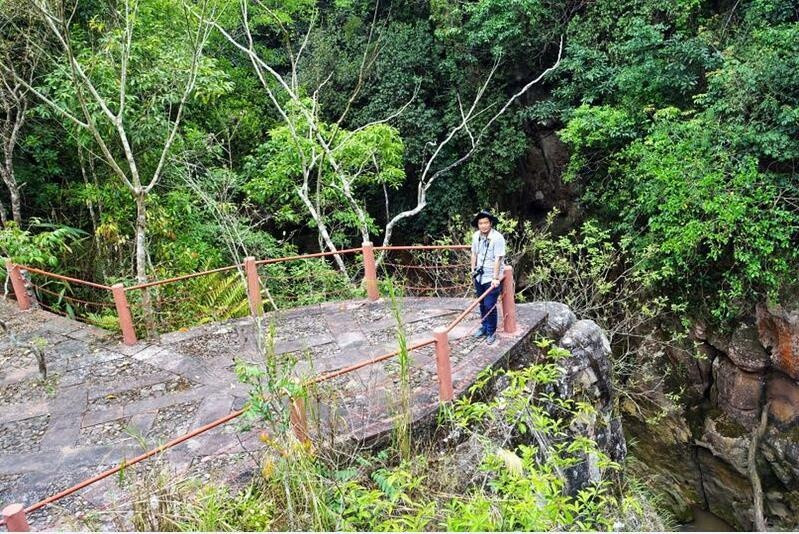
[471,210,499,228]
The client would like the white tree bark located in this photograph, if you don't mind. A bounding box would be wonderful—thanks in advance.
[210,3,563,250]
[381,37,564,247]
[0,66,30,225]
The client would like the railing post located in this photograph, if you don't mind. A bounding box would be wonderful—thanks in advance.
[501,266,517,334]
[362,241,379,301]
[111,283,137,346]
[5,261,31,311]
[244,256,263,317]
[290,396,310,444]
[2,503,30,532]
[433,327,454,402]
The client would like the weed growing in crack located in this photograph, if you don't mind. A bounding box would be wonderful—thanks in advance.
[386,281,412,462]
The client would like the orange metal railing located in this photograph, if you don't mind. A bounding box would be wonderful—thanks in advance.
[6,243,478,344]
[2,246,517,532]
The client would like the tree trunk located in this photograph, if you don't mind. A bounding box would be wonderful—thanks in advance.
[297,188,350,279]
[7,179,21,225]
[134,193,156,337]
[0,197,7,226]
[78,145,106,280]
[1,162,22,225]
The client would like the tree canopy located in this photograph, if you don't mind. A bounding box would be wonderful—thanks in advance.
[0,0,796,324]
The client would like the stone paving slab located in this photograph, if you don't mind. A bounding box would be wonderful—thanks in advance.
[0,295,546,530]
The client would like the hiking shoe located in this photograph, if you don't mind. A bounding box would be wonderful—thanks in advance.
[473,327,487,338]
[486,334,496,345]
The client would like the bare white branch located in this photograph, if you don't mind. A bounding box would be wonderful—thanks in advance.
[381,36,564,246]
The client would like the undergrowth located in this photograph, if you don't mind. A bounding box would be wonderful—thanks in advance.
[114,332,668,532]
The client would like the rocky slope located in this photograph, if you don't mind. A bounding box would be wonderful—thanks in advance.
[450,302,628,500]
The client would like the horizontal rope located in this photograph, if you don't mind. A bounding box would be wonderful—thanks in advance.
[375,245,471,251]
[402,282,472,292]
[254,248,363,266]
[382,262,470,270]
[258,277,354,284]
[444,273,509,334]
[31,284,114,308]
[307,338,436,385]
[36,301,102,325]
[16,264,111,290]
[125,264,243,291]
[18,407,247,517]
[152,295,203,306]
[36,301,67,316]
[13,246,470,295]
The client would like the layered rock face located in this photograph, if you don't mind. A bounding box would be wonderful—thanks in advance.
[624,303,799,530]
[531,302,627,492]
[451,302,626,499]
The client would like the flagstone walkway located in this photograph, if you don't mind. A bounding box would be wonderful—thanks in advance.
[0,296,545,530]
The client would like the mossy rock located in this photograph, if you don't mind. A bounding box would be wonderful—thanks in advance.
[711,411,748,439]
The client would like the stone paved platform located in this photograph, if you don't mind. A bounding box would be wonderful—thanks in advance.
[0,296,546,529]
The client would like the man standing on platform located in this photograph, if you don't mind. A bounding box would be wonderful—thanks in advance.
[470,210,505,345]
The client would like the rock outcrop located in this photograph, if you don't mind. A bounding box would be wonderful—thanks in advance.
[555,316,626,493]
[450,302,626,497]
[756,303,799,380]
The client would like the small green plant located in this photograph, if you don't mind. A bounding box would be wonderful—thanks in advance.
[386,282,412,461]
[234,320,301,435]
[176,483,274,531]
[0,219,86,268]
[85,312,121,332]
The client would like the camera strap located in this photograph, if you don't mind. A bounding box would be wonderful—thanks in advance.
[476,233,491,282]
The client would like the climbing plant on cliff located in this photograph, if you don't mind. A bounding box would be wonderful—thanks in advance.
[612,111,797,322]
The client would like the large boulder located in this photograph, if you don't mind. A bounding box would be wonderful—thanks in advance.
[760,425,799,488]
[449,303,625,499]
[727,324,770,372]
[524,301,577,339]
[557,319,613,407]
[554,319,625,493]
[712,356,764,428]
[766,374,799,427]
[756,303,799,380]
[693,320,730,354]
[697,411,750,476]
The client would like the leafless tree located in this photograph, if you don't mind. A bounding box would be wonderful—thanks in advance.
[206,1,562,258]
[0,6,39,225]
[3,0,216,333]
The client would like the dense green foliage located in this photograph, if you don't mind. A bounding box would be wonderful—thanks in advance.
[550,0,799,321]
[1,0,797,319]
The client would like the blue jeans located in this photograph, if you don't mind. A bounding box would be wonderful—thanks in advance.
[475,280,502,335]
